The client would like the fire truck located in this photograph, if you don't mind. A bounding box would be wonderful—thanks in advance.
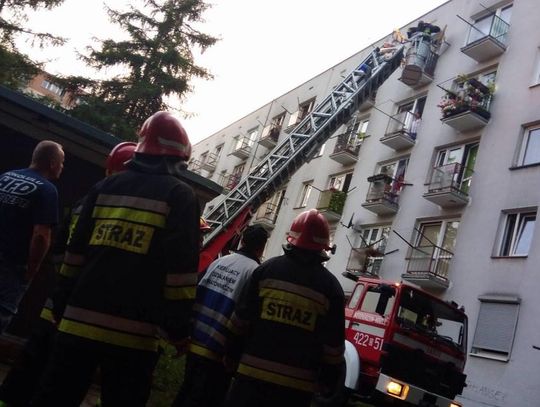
[342,274,467,407]
[198,27,467,406]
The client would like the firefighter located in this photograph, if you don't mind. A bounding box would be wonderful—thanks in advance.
[0,142,137,407]
[32,111,200,407]
[224,209,345,407]
[172,224,269,407]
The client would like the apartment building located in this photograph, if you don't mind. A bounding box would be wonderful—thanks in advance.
[189,1,540,405]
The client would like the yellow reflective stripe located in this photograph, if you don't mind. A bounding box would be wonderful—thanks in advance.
[192,320,226,346]
[40,308,54,323]
[193,303,230,327]
[188,343,222,362]
[67,214,80,244]
[59,320,158,352]
[96,194,169,215]
[260,279,329,310]
[237,363,315,392]
[92,206,165,228]
[259,288,327,315]
[90,220,154,254]
[164,286,196,300]
[59,264,80,278]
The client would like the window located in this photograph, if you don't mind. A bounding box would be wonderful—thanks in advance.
[247,128,259,146]
[497,210,536,256]
[314,143,326,158]
[532,48,540,86]
[288,99,316,126]
[200,151,208,164]
[434,142,479,193]
[329,173,352,192]
[297,182,313,208]
[272,113,285,129]
[415,219,460,252]
[41,80,64,96]
[379,157,409,195]
[516,125,540,166]
[360,285,395,317]
[357,225,391,275]
[471,296,520,361]
[214,144,223,158]
[347,283,364,309]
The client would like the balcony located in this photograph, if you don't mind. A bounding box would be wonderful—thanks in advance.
[461,15,509,63]
[399,36,438,89]
[200,152,218,172]
[423,163,470,208]
[380,111,418,151]
[402,245,452,289]
[345,245,385,278]
[217,173,241,194]
[188,159,202,174]
[329,131,362,165]
[361,174,400,216]
[316,189,346,222]
[438,77,493,132]
[231,136,253,159]
[252,202,279,230]
[259,126,280,149]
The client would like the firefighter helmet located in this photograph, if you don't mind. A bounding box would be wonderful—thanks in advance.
[106,141,137,176]
[200,217,212,234]
[286,209,332,251]
[135,111,191,160]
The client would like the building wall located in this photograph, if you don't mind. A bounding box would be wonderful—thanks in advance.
[190,1,540,405]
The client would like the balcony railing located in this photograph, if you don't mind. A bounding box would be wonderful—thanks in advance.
[380,111,418,150]
[188,159,202,174]
[316,189,347,221]
[346,244,386,277]
[259,126,281,149]
[329,131,362,165]
[218,173,241,193]
[424,163,472,208]
[438,77,493,131]
[231,137,253,159]
[361,173,400,215]
[253,202,279,229]
[201,152,219,172]
[462,15,510,62]
[402,245,453,289]
[400,35,439,88]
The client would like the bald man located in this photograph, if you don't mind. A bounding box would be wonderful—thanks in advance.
[0,140,64,333]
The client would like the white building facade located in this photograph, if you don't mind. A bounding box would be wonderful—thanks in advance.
[189,1,540,405]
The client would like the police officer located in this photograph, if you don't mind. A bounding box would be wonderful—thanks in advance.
[32,112,200,407]
[224,209,345,407]
[173,224,269,407]
[0,142,136,407]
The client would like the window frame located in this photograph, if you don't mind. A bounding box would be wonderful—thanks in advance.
[516,125,540,167]
[495,209,537,257]
[296,181,313,208]
[470,295,520,362]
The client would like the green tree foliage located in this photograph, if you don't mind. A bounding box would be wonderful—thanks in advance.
[63,0,218,140]
[0,0,65,89]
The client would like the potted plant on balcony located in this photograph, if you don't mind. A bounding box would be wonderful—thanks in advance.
[437,74,494,120]
[328,189,347,215]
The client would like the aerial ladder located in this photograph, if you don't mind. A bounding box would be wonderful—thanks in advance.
[199,44,406,271]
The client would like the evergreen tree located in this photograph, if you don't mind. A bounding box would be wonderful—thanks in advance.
[0,0,65,89]
[63,0,218,140]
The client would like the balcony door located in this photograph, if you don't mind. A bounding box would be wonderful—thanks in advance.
[435,142,478,193]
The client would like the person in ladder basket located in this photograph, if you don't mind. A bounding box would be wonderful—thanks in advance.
[172,223,269,407]
[0,142,136,407]
[32,111,200,407]
[223,209,345,407]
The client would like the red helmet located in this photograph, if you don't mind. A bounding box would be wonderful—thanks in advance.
[200,217,212,234]
[135,111,191,160]
[106,142,137,175]
[287,209,332,251]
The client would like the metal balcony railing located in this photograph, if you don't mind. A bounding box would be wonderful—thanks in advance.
[385,111,419,139]
[254,202,279,225]
[218,173,241,193]
[346,244,386,277]
[428,162,472,195]
[316,189,347,216]
[188,159,202,174]
[466,14,510,47]
[403,37,438,76]
[439,78,493,120]
[203,152,219,171]
[232,136,253,157]
[365,174,401,205]
[406,245,453,281]
[332,131,362,156]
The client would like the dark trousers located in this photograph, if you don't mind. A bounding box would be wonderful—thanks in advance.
[0,321,55,406]
[172,352,232,407]
[224,376,313,407]
[32,332,158,407]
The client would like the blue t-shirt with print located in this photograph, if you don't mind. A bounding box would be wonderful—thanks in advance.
[0,168,59,265]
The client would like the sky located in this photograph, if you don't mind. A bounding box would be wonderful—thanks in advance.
[21,0,448,144]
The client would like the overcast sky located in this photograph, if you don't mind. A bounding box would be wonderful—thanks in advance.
[22,0,448,144]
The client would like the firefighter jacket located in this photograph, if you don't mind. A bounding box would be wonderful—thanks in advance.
[189,248,260,362]
[227,248,345,393]
[57,164,200,352]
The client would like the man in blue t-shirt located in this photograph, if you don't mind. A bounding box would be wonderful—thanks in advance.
[0,140,64,333]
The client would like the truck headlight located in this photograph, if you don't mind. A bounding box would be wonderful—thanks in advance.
[450,403,462,407]
[386,380,408,399]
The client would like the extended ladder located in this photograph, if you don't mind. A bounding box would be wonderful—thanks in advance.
[203,45,405,247]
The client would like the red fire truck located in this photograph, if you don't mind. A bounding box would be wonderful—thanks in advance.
[342,275,467,406]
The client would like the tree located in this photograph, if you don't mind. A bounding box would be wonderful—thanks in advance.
[0,0,65,89]
[63,0,218,140]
